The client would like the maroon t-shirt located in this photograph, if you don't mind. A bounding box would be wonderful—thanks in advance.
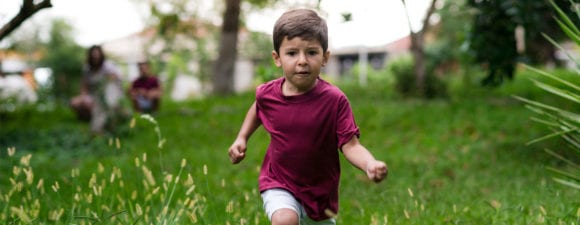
[131,76,159,90]
[256,77,360,221]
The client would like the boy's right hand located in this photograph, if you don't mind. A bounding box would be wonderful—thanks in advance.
[228,138,247,164]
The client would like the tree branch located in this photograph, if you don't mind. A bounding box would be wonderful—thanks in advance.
[421,0,438,34]
[0,0,53,41]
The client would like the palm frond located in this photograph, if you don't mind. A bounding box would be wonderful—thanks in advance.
[554,18,580,46]
[541,33,579,71]
[546,166,580,181]
[549,0,580,35]
[522,65,580,90]
[527,127,579,145]
[553,178,580,189]
[530,79,580,104]
[545,148,580,171]
[519,0,580,190]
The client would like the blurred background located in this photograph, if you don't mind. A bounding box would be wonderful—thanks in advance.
[5,0,575,107]
[1,1,579,223]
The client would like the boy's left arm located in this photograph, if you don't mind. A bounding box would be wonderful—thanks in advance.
[342,136,388,183]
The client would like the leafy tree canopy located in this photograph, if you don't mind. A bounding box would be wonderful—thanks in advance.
[465,0,578,87]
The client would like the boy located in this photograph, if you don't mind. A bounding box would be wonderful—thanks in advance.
[228,9,388,224]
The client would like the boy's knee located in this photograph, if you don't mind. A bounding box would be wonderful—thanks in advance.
[271,208,299,225]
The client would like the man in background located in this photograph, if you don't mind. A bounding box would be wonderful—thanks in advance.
[129,61,161,114]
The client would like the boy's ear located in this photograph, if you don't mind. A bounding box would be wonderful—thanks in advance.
[272,50,282,67]
[322,51,330,67]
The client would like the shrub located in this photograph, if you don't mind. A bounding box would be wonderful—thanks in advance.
[387,54,448,99]
[345,62,396,86]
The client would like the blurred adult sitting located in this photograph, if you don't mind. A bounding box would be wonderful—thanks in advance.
[129,61,161,114]
[70,45,124,134]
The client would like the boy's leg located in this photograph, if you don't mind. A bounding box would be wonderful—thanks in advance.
[261,188,300,225]
[272,209,299,225]
[261,188,336,225]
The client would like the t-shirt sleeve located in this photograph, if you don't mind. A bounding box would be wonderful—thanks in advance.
[152,77,160,88]
[336,95,360,150]
[255,84,265,123]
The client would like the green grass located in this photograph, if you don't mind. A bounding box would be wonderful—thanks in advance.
[0,68,578,224]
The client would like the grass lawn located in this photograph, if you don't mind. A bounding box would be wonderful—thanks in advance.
[0,68,578,224]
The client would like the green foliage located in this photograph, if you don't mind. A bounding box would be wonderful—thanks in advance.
[239,31,272,61]
[38,18,84,102]
[514,0,579,189]
[432,0,473,65]
[144,0,218,82]
[465,0,578,87]
[245,0,277,8]
[387,54,447,99]
[0,18,83,106]
[164,51,190,79]
[240,31,276,85]
[341,62,395,88]
[254,59,279,83]
[465,0,518,86]
[1,72,578,223]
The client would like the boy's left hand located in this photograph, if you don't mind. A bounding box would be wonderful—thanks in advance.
[366,160,388,183]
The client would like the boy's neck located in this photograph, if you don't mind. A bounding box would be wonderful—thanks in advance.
[282,78,319,96]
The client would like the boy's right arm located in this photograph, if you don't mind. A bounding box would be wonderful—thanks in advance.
[228,101,261,164]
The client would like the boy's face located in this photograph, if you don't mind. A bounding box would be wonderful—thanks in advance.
[272,36,329,92]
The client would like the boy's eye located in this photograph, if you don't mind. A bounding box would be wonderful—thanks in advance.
[286,51,296,56]
[308,50,319,56]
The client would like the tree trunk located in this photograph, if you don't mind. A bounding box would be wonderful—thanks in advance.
[212,0,241,95]
[401,0,437,98]
[0,0,52,41]
[410,31,426,96]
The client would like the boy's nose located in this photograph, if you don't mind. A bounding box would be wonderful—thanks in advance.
[297,52,307,65]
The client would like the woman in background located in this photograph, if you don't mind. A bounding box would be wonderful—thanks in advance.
[70,45,124,135]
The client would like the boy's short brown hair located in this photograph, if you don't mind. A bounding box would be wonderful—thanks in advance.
[272,9,328,54]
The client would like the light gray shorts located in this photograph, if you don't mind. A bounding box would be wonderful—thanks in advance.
[261,188,336,225]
